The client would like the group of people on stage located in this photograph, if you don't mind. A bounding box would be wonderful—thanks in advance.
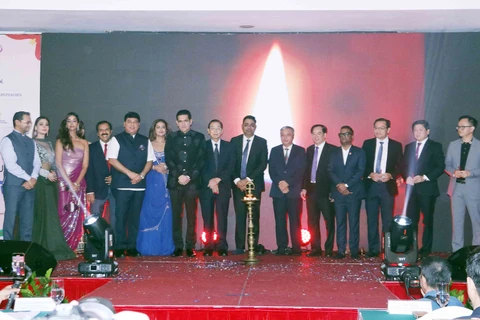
[1,110,478,260]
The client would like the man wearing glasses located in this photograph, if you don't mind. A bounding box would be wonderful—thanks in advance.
[0,111,40,241]
[445,115,480,252]
[328,126,366,259]
[362,118,403,258]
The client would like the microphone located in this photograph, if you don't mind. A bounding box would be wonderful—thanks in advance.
[5,282,21,310]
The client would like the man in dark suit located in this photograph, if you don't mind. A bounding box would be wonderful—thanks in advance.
[328,125,366,259]
[165,109,206,258]
[107,111,154,258]
[269,126,306,255]
[362,118,403,257]
[86,121,116,229]
[230,115,268,255]
[301,124,336,257]
[200,119,235,257]
[401,120,445,259]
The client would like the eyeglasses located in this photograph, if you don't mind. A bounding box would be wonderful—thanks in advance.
[338,132,352,137]
[456,126,474,130]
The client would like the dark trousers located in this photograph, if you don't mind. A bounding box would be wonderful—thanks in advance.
[306,186,335,253]
[233,188,261,250]
[91,187,116,232]
[170,187,199,250]
[334,196,362,255]
[365,183,394,254]
[199,189,230,250]
[273,196,302,252]
[3,185,35,241]
[406,186,436,253]
[112,189,144,250]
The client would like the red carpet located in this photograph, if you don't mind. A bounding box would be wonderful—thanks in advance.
[48,253,425,319]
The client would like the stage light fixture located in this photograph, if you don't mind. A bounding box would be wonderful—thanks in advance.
[201,231,218,245]
[78,214,118,277]
[381,215,420,296]
[301,229,311,246]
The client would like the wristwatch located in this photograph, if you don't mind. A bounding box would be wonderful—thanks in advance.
[140,174,145,180]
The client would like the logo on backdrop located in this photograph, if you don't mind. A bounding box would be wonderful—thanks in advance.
[0,44,3,53]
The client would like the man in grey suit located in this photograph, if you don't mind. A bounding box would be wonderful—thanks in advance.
[0,111,40,241]
[445,115,480,252]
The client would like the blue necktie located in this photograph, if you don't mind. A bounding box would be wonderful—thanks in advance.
[375,141,384,174]
[310,146,319,182]
[240,139,250,179]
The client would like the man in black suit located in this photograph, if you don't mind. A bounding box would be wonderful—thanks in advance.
[107,112,154,258]
[165,109,206,258]
[401,120,445,259]
[230,115,268,255]
[86,121,116,229]
[269,126,306,255]
[328,126,366,259]
[200,119,235,257]
[362,118,403,257]
[301,124,336,257]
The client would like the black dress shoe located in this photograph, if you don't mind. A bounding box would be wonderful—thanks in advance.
[351,254,360,259]
[126,248,141,257]
[333,253,345,259]
[325,250,333,257]
[254,244,266,256]
[203,249,213,257]
[218,250,228,257]
[186,249,197,257]
[365,251,379,258]
[290,251,302,256]
[274,248,287,256]
[307,250,323,257]
[114,249,125,258]
[172,248,183,257]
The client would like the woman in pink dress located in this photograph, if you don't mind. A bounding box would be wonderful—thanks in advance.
[55,112,89,251]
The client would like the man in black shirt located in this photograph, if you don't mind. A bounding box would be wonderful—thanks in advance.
[165,110,206,257]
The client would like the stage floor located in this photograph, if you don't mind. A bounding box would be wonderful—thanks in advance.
[54,252,400,309]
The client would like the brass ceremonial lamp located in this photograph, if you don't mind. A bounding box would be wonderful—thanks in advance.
[242,181,259,265]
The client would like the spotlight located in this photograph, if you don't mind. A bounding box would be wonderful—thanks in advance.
[78,214,118,277]
[301,229,311,246]
[201,231,218,245]
[382,215,420,294]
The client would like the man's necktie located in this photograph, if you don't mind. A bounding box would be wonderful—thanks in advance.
[104,143,111,170]
[415,142,422,161]
[284,148,289,165]
[240,139,250,179]
[310,146,319,182]
[375,141,384,174]
[214,143,219,173]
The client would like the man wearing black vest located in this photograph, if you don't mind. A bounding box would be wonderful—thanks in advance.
[166,109,206,258]
[0,111,40,241]
[107,112,154,257]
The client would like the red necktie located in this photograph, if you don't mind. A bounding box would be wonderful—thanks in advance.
[415,142,422,161]
[104,143,111,170]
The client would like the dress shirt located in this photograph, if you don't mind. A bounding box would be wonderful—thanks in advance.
[234,135,256,185]
[314,141,326,169]
[415,137,429,159]
[0,130,41,181]
[373,137,388,174]
[211,139,221,153]
[106,135,155,191]
[415,137,430,181]
[342,146,351,165]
